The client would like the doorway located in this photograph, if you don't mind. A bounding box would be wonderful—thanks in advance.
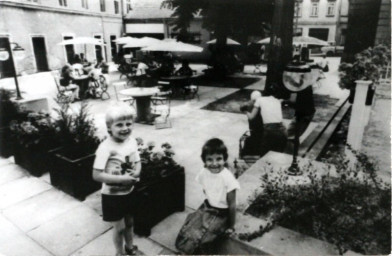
[32,36,49,72]
[94,35,104,62]
[63,36,75,63]
[0,37,15,78]
[110,35,117,61]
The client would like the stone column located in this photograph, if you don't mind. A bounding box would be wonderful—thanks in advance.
[345,80,373,161]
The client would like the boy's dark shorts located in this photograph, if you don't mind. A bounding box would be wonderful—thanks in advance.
[102,191,138,222]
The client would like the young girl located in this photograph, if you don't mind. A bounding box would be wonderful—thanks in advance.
[176,138,240,254]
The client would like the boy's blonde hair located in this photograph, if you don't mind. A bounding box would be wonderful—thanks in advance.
[105,103,135,130]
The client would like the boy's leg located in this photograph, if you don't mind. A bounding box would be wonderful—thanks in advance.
[124,214,134,250]
[112,219,125,255]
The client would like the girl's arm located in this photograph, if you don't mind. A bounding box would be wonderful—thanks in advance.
[226,190,237,231]
[246,105,259,121]
[93,169,137,185]
[128,161,141,178]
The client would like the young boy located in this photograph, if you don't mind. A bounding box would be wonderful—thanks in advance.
[176,138,240,254]
[93,103,141,256]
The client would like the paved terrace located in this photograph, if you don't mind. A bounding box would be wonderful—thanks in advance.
[0,58,351,255]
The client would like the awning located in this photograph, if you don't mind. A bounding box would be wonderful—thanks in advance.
[126,24,164,34]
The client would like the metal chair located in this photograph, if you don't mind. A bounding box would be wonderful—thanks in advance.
[52,70,74,104]
[87,72,110,100]
[151,90,171,129]
[112,81,135,106]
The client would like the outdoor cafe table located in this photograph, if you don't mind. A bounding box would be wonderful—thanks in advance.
[120,87,160,124]
[73,74,90,99]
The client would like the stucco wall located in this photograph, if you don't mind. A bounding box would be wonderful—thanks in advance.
[0,3,122,74]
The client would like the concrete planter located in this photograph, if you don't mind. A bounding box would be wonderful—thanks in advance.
[0,126,14,158]
[49,147,100,201]
[134,165,185,236]
[13,141,58,177]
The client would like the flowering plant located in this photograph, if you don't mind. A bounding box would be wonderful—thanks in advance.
[136,138,178,181]
[10,111,56,148]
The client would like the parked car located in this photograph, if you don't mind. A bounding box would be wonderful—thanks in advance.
[321,42,344,56]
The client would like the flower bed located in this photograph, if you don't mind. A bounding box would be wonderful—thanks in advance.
[244,154,391,255]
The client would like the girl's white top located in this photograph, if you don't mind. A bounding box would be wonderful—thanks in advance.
[196,167,240,208]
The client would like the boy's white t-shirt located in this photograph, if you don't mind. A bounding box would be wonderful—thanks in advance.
[93,136,140,195]
[196,167,240,209]
[254,96,283,124]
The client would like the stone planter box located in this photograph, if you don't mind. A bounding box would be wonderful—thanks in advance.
[0,126,14,158]
[49,147,100,201]
[13,142,59,177]
[134,165,185,236]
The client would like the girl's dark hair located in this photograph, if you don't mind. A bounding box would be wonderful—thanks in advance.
[201,138,228,162]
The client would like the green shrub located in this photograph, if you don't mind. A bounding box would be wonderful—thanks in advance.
[242,150,390,255]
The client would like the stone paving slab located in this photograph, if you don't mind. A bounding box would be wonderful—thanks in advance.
[0,164,27,186]
[3,188,81,232]
[72,229,169,256]
[0,176,52,210]
[27,205,111,256]
[0,215,53,256]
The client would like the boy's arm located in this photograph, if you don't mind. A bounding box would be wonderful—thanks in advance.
[93,168,137,185]
[246,105,259,120]
[226,190,237,231]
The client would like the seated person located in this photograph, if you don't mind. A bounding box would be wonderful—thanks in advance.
[240,91,264,155]
[60,64,80,101]
[80,53,89,66]
[174,60,193,76]
[157,61,175,77]
[72,54,82,64]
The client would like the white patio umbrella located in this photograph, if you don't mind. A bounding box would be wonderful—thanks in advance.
[141,40,203,52]
[123,37,162,48]
[207,38,241,45]
[113,36,138,45]
[57,37,105,45]
[256,36,328,46]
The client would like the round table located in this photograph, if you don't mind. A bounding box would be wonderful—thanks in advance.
[160,74,202,98]
[73,75,90,99]
[120,87,160,124]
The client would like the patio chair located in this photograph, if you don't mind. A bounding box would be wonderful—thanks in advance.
[151,91,171,129]
[52,70,74,104]
[87,71,110,100]
[112,81,135,106]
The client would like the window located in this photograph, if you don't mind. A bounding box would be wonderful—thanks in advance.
[310,2,319,17]
[100,0,105,12]
[295,2,302,17]
[294,28,303,36]
[81,0,88,9]
[126,0,132,13]
[327,2,335,16]
[59,0,67,6]
[114,0,119,14]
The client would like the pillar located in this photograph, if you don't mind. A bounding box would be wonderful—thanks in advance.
[345,80,373,162]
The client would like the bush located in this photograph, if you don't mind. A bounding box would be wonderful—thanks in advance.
[339,45,390,90]
[53,102,101,158]
[0,88,20,127]
[243,149,391,255]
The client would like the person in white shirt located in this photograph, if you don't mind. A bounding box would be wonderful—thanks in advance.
[245,92,287,156]
[175,138,240,254]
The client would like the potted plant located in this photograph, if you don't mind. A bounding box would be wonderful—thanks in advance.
[0,89,21,157]
[49,102,101,200]
[339,45,390,104]
[133,138,185,236]
[10,111,58,176]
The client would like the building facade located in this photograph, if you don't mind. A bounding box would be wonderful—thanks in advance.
[124,0,210,45]
[294,0,349,45]
[0,0,129,77]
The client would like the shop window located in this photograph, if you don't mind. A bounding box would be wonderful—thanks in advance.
[295,2,302,17]
[126,0,132,13]
[81,0,88,9]
[59,0,67,6]
[114,0,119,14]
[100,0,105,12]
